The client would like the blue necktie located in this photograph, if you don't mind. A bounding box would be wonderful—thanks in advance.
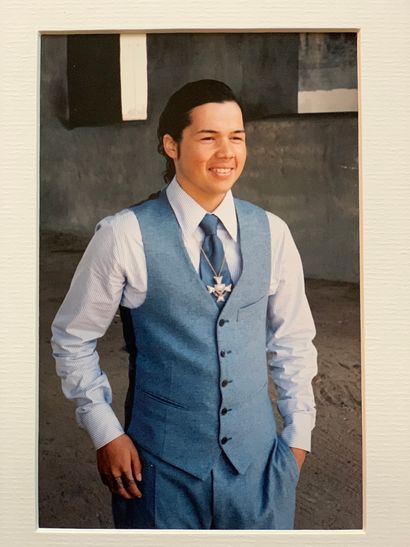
[199,214,233,308]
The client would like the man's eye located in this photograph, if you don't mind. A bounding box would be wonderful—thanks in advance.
[201,137,214,141]
[231,136,244,142]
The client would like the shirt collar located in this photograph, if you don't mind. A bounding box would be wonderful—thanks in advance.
[166,176,238,242]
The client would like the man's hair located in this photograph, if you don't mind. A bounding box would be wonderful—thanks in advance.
[157,79,243,183]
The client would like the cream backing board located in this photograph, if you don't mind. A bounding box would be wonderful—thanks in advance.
[1,0,409,546]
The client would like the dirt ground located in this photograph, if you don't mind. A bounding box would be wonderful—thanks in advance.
[39,230,362,530]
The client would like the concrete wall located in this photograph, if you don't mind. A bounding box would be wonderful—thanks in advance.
[238,116,359,282]
[299,33,357,91]
[40,35,359,282]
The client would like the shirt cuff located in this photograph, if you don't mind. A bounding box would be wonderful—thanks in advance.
[280,412,315,453]
[76,403,125,449]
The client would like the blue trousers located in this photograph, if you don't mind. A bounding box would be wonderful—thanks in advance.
[112,435,299,529]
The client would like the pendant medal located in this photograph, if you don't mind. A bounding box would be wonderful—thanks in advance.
[207,275,232,302]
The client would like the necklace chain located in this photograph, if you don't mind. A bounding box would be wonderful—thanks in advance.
[200,246,226,277]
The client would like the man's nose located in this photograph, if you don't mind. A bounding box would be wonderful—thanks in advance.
[215,140,235,158]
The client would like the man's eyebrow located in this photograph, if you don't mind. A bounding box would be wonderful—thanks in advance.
[195,129,246,135]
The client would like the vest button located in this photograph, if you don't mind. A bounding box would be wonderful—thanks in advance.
[220,350,226,357]
[221,437,229,445]
[219,319,225,326]
[221,408,228,415]
[221,379,229,387]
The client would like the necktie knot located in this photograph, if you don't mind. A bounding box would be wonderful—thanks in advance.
[199,214,219,236]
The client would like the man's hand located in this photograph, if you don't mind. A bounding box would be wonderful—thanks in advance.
[96,434,143,500]
[290,447,307,471]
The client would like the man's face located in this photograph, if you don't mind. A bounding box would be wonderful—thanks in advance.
[164,101,247,209]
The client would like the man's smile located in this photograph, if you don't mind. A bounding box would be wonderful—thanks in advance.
[209,167,235,177]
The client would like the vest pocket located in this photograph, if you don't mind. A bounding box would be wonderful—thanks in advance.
[141,389,188,410]
[237,295,266,321]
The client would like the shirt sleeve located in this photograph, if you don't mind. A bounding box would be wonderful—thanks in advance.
[51,216,130,449]
[266,214,317,452]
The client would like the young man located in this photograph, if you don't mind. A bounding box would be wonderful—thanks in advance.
[51,79,317,529]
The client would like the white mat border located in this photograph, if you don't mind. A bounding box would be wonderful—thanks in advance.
[1,1,409,545]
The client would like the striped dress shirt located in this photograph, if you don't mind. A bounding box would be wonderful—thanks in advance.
[51,177,317,452]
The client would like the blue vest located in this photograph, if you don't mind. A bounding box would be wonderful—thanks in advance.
[121,190,276,479]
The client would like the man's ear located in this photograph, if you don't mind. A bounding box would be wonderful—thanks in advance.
[163,134,178,159]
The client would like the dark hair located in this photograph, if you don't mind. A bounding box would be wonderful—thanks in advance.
[157,79,243,183]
